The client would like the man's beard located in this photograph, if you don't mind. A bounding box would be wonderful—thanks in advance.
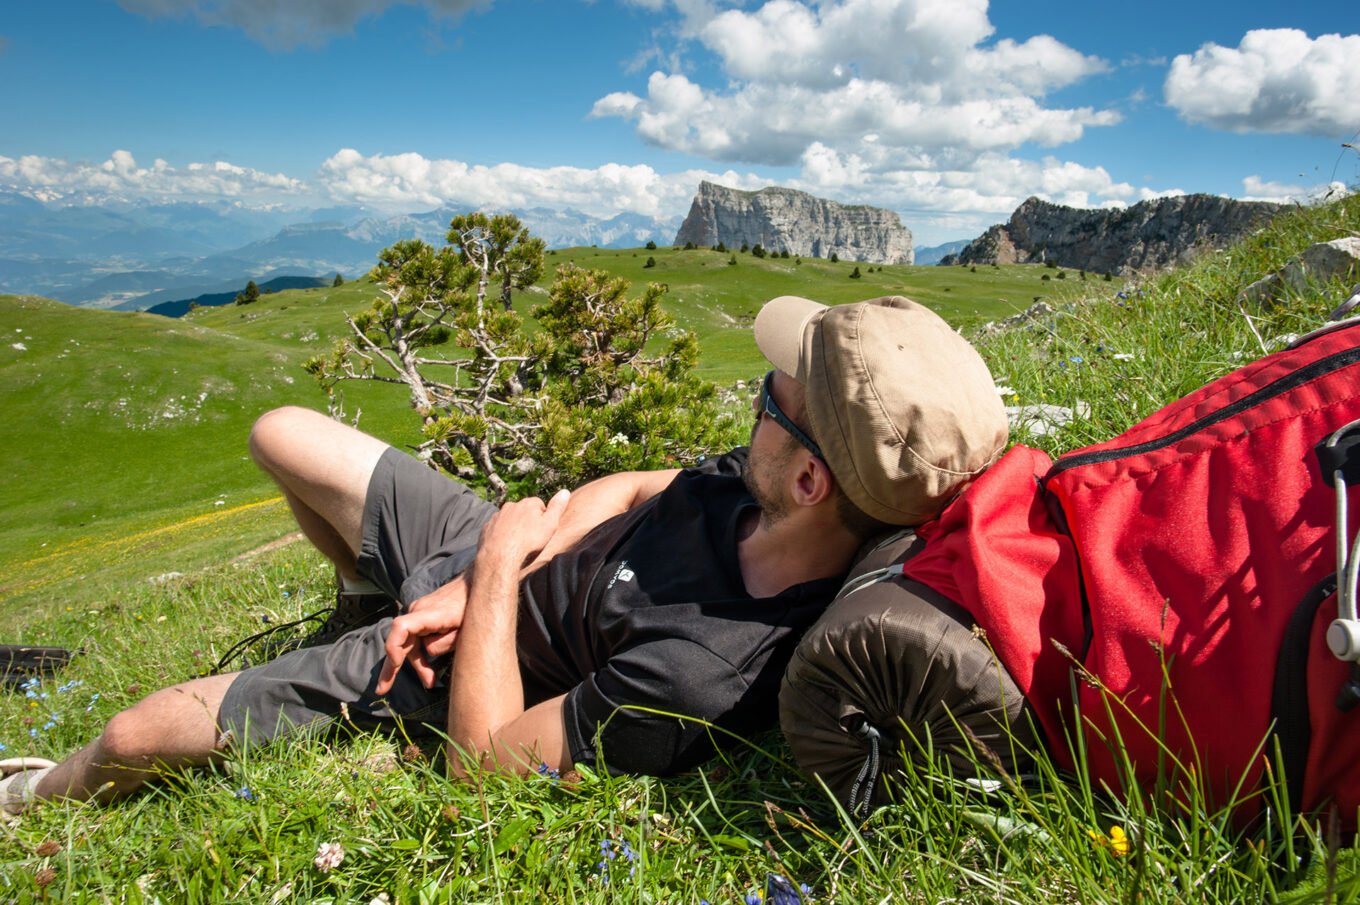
[742,441,795,526]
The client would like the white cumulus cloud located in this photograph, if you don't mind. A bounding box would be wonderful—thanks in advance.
[117,0,492,49]
[1241,175,1349,204]
[1165,29,1360,136]
[593,0,1115,167]
[317,148,769,218]
[0,150,305,203]
[782,143,1149,242]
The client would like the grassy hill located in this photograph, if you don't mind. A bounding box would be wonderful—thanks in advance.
[0,248,1087,622]
[0,195,1356,901]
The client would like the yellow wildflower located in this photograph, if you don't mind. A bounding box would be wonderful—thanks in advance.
[1089,824,1130,857]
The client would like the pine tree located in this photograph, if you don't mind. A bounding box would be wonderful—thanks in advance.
[307,215,740,500]
[234,280,260,305]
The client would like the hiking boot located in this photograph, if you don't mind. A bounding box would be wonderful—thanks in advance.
[225,579,397,664]
[1,757,57,817]
[297,590,399,649]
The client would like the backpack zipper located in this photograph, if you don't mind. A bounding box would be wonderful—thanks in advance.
[1044,342,1360,482]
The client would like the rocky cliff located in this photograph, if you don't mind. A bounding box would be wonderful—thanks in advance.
[674,182,914,264]
[941,194,1284,274]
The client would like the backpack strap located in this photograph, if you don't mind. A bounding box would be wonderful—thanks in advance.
[1272,419,1360,812]
[1271,574,1339,812]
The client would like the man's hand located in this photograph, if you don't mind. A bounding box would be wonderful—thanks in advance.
[376,581,466,693]
[406,575,471,658]
[477,489,572,571]
[376,490,570,695]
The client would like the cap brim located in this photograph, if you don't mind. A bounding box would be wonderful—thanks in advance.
[754,295,827,381]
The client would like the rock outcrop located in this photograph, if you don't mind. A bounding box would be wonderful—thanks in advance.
[1239,237,1360,310]
[673,182,914,264]
[942,194,1284,275]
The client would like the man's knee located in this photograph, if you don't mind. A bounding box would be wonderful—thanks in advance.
[249,406,324,471]
[99,706,167,766]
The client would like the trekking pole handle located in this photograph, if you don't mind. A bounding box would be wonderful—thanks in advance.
[1322,418,1360,661]
[1321,416,1360,655]
[1328,619,1360,661]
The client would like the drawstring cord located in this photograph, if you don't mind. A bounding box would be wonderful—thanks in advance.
[847,720,883,821]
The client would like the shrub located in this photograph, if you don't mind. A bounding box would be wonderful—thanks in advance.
[645,240,657,250]
[644,257,656,269]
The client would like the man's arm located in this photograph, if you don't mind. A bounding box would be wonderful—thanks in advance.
[529,467,679,564]
[397,467,681,667]
[379,490,575,775]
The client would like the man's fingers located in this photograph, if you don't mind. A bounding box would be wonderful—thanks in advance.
[379,620,422,693]
[408,649,438,689]
[424,628,459,659]
[546,488,571,515]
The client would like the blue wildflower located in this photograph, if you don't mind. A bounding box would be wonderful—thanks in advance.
[236,786,255,801]
[596,837,637,883]
[746,894,763,905]
[536,762,560,782]
[0,742,7,751]
[765,873,805,904]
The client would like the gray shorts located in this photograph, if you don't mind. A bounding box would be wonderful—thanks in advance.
[217,447,497,747]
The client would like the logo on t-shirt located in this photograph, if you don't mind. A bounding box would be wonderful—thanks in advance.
[607,561,635,588]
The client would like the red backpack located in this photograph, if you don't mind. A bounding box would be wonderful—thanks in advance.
[899,318,1360,828]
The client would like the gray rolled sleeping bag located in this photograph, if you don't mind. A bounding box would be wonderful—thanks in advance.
[779,530,1037,817]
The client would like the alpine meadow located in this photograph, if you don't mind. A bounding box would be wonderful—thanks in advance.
[0,191,1357,902]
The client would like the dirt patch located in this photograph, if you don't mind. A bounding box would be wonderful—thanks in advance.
[232,532,305,563]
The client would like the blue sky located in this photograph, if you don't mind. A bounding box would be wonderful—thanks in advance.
[1,0,1356,246]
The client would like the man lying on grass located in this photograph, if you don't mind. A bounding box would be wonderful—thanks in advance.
[1,295,1007,811]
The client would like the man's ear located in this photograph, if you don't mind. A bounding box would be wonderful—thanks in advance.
[790,453,836,508]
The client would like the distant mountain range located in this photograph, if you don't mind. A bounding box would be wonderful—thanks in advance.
[143,275,334,317]
[0,192,681,311]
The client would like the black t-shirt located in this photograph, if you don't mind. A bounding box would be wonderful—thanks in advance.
[515,449,844,775]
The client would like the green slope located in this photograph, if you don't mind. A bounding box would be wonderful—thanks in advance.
[0,294,417,614]
[539,247,1093,380]
[0,248,1108,619]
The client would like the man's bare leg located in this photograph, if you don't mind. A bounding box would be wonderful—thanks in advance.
[32,672,239,804]
[249,406,390,580]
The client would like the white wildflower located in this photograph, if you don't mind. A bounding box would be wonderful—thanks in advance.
[11,342,26,351]
[313,841,345,872]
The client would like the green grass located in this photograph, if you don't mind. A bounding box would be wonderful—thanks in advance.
[0,252,1096,625]
[3,199,1360,901]
[543,247,1093,381]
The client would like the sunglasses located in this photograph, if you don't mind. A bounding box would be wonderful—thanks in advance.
[757,370,825,462]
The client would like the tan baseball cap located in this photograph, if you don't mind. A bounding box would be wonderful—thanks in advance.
[754,295,1008,525]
